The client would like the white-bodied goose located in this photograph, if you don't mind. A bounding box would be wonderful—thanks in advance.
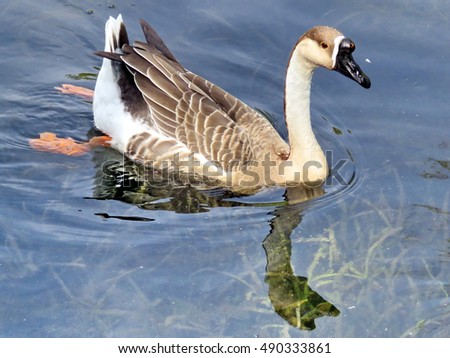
[93,15,370,189]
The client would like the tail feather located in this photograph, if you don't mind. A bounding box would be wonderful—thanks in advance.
[94,15,150,151]
[104,14,129,53]
[96,16,177,65]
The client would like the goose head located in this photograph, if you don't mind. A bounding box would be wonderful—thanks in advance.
[296,26,371,88]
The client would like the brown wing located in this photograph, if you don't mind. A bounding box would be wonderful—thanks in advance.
[185,71,290,160]
[98,19,289,171]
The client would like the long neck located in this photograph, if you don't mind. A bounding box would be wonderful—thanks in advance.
[284,44,328,182]
[284,46,326,174]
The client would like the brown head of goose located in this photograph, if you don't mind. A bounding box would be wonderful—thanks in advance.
[93,15,370,189]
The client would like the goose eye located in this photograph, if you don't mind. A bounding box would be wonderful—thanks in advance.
[321,42,328,49]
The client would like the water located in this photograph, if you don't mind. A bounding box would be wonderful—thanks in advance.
[1,0,449,337]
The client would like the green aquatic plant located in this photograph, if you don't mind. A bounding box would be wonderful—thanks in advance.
[65,71,98,81]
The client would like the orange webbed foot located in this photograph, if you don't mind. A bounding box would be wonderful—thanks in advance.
[29,132,90,156]
[55,84,94,100]
[88,135,112,148]
[29,133,111,156]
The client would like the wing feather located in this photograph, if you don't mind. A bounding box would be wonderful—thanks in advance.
[98,18,289,170]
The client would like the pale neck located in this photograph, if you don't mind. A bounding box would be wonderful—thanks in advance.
[284,46,322,160]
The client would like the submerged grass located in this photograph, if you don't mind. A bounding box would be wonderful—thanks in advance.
[286,166,450,337]
[2,160,449,337]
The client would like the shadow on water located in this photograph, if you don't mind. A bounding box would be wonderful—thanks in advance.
[86,135,341,330]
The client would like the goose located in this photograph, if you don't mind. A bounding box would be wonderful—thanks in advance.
[35,15,370,189]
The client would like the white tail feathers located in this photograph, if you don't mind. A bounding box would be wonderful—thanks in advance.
[104,14,124,52]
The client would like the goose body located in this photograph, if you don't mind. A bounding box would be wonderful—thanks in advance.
[93,15,370,189]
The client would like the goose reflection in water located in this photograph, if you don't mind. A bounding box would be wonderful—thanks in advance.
[88,140,339,330]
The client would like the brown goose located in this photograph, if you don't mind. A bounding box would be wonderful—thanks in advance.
[93,15,370,189]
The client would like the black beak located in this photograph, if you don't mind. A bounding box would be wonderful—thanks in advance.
[334,38,371,89]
